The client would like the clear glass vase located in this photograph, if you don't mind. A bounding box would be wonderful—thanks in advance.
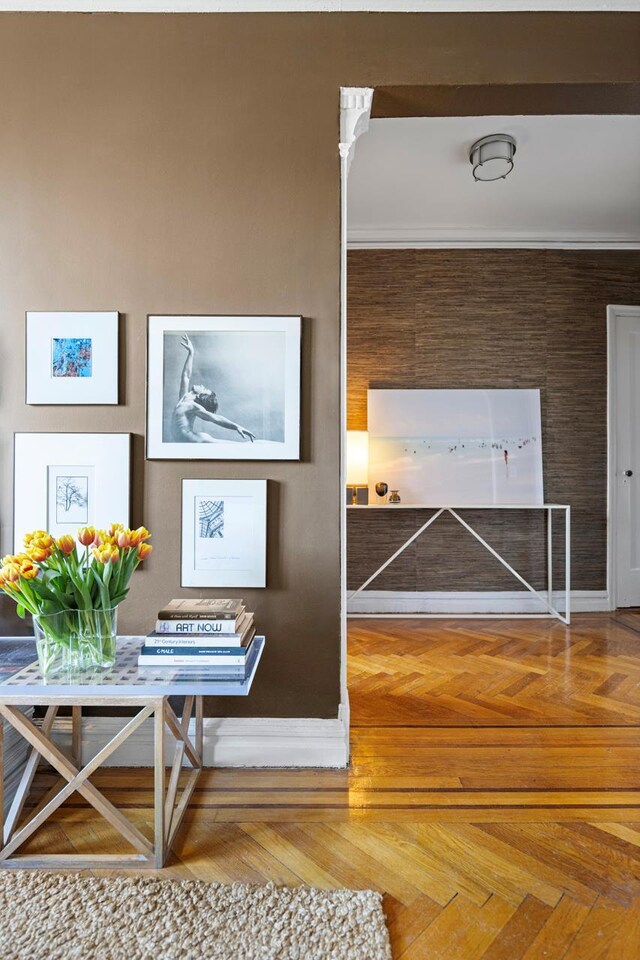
[33,607,118,679]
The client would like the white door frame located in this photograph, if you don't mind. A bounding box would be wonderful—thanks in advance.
[339,88,373,743]
[607,304,640,608]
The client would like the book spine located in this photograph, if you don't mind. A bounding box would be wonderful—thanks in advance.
[146,635,245,648]
[137,656,247,671]
[154,619,239,635]
[158,611,239,621]
[139,647,248,666]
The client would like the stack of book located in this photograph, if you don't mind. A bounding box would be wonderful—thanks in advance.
[138,599,257,679]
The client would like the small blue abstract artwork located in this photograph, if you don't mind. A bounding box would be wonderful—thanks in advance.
[52,338,93,378]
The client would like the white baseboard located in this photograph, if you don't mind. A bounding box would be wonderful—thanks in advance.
[347,589,611,616]
[50,710,350,769]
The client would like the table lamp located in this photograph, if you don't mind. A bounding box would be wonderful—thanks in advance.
[346,430,369,505]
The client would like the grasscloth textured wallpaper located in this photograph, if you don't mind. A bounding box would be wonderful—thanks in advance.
[347,249,640,593]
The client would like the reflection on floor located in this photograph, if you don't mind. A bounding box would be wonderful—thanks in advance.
[21,613,640,958]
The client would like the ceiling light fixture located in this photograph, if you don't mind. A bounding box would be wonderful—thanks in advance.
[469,134,516,182]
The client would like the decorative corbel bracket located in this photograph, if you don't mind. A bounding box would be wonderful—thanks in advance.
[339,87,374,173]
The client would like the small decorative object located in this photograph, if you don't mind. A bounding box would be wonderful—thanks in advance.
[388,490,401,503]
[0,524,152,677]
[375,482,388,503]
[13,433,131,550]
[147,315,301,460]
[26,312,119,405]
[182,479,267,587]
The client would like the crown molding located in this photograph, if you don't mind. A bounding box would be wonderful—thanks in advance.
[347,226,640,249]
[0,2,638,11]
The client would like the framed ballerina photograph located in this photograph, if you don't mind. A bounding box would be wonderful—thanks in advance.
[146,315,301,460]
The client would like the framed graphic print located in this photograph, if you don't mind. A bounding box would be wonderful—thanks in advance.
[147,315,301,460]
[181,479,267,587]
[13,433,131,551]
[26,311,119,404]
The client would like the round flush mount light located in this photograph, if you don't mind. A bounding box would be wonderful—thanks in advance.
[469,134,517,182]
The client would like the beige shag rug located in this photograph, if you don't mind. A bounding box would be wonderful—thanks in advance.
[0,872,391,960]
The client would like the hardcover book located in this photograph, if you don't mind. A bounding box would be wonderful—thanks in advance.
[154,611,251,637]
[157,598,245,621]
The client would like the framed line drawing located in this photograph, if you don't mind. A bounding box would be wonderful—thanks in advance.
[181,479,267,588]
[147,315,301,460]
[26,312,119,405]
[13,433,131,550]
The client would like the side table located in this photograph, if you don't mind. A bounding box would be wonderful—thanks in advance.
[0,635,264,870]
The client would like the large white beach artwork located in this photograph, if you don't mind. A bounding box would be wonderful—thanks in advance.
[367,389,544,506]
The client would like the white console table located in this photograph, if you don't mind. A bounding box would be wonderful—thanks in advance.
[347,504,571,624]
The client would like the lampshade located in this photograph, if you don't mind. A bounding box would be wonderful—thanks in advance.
[346,431,369,485]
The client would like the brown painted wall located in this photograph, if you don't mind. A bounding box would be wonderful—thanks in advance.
[347,249,640,593]
[0,13,638,716]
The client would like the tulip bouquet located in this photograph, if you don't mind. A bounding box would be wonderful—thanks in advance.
[0,524,152,676]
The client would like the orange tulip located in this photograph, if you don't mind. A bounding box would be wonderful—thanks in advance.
[19,559,39,580]
[56,534,76,555]
[129,527,150,546]
[77,526,96,547]
[27,544,53,563]
[137,543,153,561]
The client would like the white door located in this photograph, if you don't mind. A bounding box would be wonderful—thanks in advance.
[610,305,640,607]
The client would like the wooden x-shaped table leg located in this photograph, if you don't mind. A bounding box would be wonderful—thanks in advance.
[0,696,203,870]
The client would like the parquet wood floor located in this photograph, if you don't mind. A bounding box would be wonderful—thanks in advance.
[20,613,640,958]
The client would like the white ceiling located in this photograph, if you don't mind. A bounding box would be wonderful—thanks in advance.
[347,115,640,248]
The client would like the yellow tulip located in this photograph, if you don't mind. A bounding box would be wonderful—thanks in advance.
[129,526,151,546]
[93,543,119,565]
[1,562,21,583]
[24,530,53,550]
[56,535,76,555]
[27,544,52,563]
[137,543,153,561]
[19,559,39,580]
[77,526,96,547]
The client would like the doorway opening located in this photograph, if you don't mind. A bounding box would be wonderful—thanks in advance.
[339,88,640,732]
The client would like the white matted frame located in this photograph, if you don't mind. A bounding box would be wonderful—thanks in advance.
[13,433,131,551]
[26,312,119,405]
[147,315,301,460]
[181,479,267,588]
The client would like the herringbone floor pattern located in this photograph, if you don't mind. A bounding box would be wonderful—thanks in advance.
[20,613,640,958]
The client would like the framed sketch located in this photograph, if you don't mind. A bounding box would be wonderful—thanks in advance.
[181,479,267,587]
[368,389,544,506]
[146,315,301,460]
[13,433,131,550]
[26,312,119,405]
